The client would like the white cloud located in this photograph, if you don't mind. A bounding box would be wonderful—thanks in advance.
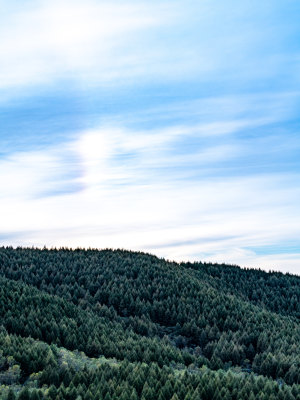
[1,1,300,277]
[72,114,278,188]
[0,121,300,275]
[0,0,174,89]
[2,0,297,93]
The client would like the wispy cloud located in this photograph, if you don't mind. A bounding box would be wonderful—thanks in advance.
[1,0,300,274]
[1,113,300,273]
[1,0,299,93]
[0,0,179,90]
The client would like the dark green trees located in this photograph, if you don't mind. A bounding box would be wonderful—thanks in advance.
[0,246,299,399]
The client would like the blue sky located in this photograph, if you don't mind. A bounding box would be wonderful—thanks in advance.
[1,0,300,274]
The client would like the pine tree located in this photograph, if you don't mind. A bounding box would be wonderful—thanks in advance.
[30,390,40,400]
[18,387,30,400]
[6,389,16,400]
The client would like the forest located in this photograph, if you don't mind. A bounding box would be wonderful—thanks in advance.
[0,246,299,399]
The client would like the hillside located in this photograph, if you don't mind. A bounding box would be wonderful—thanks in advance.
[0,247,299,399]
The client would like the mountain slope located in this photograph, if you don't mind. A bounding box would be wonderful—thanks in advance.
[183,260,300,319]
[0,247,299,399]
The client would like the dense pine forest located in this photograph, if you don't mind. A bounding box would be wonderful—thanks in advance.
[0,247,299,400]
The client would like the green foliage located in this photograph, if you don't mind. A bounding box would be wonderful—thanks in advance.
[0,246,299,399]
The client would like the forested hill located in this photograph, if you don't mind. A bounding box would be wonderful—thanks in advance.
[0,247,299,400]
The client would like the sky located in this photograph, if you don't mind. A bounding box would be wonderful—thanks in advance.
[0,0,300,275]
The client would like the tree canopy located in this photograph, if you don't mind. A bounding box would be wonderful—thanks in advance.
[0,247,299,399]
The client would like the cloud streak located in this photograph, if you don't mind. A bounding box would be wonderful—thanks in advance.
[0,0,178,90]
[1,0,300,274]
[1,0,299,93]
[1,113,300,274]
